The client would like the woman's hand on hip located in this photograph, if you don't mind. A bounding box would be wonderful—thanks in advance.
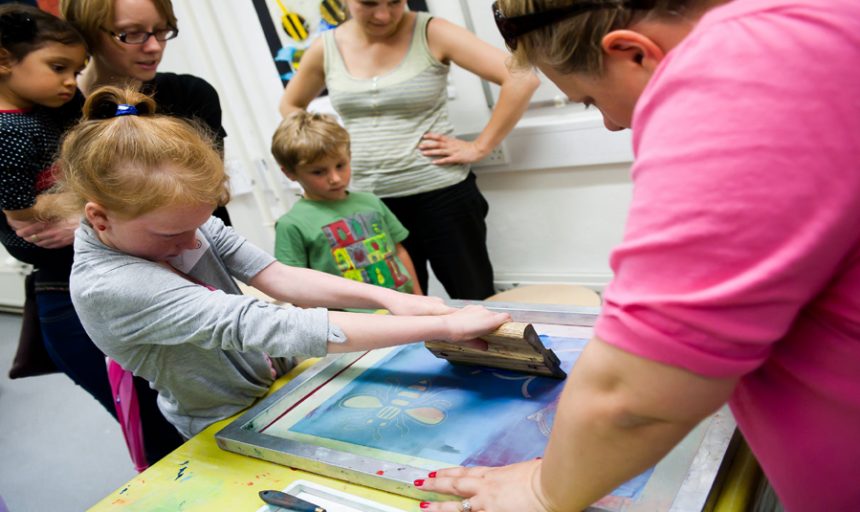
[420,132,489,165]
[415,460,551,512]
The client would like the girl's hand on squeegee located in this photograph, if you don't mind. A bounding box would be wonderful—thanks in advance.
[442,305,510,344]
[383,293,456,317]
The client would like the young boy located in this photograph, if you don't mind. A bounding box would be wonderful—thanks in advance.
[272,111,422,294]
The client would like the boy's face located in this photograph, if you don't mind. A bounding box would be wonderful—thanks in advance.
[288,152,351,202]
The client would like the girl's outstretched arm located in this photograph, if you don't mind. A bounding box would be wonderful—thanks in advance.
[327,305,509,353]
[250,261,448,316]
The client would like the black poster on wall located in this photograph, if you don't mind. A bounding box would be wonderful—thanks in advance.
[253,0,429,86]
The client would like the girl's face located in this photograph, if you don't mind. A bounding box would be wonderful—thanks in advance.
[90,200,215,262]
[347,0,407,38]
[0,42,86,109]
[93,0,171,83]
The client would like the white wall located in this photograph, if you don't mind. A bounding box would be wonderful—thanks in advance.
[164,0,634,292]
[429,0,633,290]
[0,1,635,308]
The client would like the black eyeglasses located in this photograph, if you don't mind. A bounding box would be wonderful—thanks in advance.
[101,26,178,45]
[492,1,636,50]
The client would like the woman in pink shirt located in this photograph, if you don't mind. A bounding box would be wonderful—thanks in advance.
[416,1,860,511]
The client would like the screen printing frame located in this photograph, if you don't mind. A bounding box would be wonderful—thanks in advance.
[216,301,737,510]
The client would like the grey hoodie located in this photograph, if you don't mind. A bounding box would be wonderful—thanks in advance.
[71,216,334,438]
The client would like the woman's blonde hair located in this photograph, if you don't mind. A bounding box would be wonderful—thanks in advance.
[271,111,350,173]
[497,0,701,75]
[59,0,177,51]
[59,86,229,219]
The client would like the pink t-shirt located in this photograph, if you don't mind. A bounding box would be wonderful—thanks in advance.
[594,1,860,509]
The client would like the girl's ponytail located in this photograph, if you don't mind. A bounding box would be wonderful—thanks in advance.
[83,85,156,120]
[59,86,229,219]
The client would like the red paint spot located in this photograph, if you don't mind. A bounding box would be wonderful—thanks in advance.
[376,470,385,475]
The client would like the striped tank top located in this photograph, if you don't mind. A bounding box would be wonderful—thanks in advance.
[323,12,469,198]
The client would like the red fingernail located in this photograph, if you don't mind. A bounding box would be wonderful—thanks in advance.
[428,471,437,478]
[420,502,430,509]
[414,479,424,486]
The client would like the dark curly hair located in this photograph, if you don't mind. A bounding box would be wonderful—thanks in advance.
[0,3,86,61]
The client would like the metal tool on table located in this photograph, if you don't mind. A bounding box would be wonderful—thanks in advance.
[260,489,326,512]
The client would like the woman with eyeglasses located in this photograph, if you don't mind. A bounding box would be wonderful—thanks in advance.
[279,0,539,301]
[414,1,860,511]
[59,1,228,213]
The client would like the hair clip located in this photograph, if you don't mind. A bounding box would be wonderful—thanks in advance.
[115,104,139,116]
[0,12,37,47]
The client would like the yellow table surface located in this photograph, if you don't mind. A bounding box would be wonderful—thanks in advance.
[89,360,419,512]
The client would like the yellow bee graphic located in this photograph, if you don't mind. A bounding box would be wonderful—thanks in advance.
[339,379,450,439]
[320,0,347,26]
[274,0,309,41]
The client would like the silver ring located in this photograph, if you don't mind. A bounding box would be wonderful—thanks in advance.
[460,499,472,512]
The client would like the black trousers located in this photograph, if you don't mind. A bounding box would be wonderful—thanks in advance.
[134,377,185,464]
[382,173,495,300]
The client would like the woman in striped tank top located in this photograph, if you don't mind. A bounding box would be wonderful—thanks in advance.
[280,1,538,300]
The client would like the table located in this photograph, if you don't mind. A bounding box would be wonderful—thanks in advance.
[89,360,417,511]
[91,301,741,511]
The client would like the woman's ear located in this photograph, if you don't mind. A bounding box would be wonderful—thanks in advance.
[84,202,110,231]
[601,29,665,73]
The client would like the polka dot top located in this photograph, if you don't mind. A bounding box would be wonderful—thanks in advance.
[0,107,63,253]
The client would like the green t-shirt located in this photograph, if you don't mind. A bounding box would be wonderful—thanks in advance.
[275,191,413,293]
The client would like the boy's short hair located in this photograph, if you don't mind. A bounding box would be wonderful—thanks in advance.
[271,111,350,173]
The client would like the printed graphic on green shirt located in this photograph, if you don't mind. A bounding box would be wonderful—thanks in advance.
[322,211,410,291]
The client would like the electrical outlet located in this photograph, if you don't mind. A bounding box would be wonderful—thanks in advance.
[473,142,509,168]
